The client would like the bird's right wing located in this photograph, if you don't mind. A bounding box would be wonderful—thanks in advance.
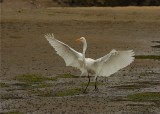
[95,49,135,77]
[45,34,83,70]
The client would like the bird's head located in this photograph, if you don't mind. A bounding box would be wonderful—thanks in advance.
[76,37,86,44]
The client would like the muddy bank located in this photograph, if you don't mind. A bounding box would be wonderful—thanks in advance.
[1,7,160,114]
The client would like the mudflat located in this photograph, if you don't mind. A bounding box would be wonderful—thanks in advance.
[1,6,160,114]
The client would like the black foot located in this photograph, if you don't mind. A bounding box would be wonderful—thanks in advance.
[83,89,88,94]
[93,87,99,92]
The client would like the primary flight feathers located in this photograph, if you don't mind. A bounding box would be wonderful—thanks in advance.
[45,34,84,69]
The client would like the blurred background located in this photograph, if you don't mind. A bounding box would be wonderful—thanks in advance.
[1,0,160,9]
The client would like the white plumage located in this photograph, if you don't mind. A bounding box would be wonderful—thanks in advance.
[45,34,135,92]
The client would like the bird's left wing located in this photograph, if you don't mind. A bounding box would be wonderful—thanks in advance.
[45,34,83,69]
[95,49,135,77]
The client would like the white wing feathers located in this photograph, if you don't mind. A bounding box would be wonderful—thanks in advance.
[44,34,83,69]
[96,49,135,77]
[45,34,135,77]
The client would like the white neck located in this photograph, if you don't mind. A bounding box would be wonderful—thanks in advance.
[82,39,87,59]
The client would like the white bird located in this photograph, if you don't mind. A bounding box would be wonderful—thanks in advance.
[45,34,135,92]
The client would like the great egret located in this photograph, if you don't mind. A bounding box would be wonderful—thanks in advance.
[45,34,135,92]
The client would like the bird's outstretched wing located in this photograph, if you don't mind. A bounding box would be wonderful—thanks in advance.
[95,49,135,77]
[45,34,83,69]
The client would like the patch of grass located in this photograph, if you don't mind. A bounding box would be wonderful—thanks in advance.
[14,74,57,83]
[46,77,57,81]
[135,55,160,60]
[136,81,160,85]
[13,74,55,90]
[30,89,53,97]
[81,82,103,86]
[55,88,82,97]
[0,82,10,88]
[0,111,23,114]
[127,92,160,101]
[1,94,23,100]
[12,83,31,88]
[112,84,146,89]
[33,83,53,88]
[57,73,78,78]
[14,74,44,83]
[12,83,53,90]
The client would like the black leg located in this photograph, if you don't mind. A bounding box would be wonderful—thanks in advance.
[83,75,90,93]
[94,76,99,91]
